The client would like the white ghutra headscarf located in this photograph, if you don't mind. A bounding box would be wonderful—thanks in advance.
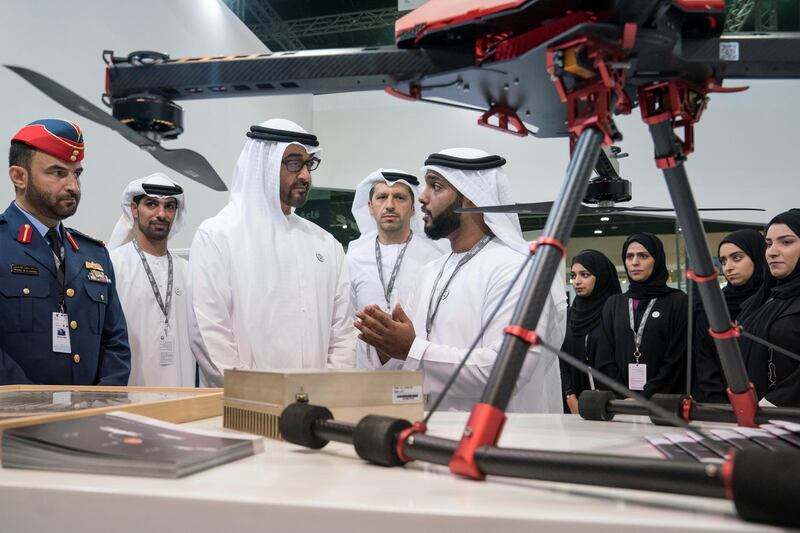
[107,173,186,250]
[422,146,567,319]
[349,168,449,253]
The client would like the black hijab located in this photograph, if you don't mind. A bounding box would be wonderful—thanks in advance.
[622,232,679,299]
[738,209,800,396]
[717,229,767,320]
[741,209,800,314]
[569,249,622,336]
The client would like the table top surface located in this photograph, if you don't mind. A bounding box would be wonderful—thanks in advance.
[0,412,781,533]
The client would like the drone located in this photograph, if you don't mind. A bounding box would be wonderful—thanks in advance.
[7,0,799,528]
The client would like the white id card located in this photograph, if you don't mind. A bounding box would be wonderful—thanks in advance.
[159,332,175,366]
[52,312,71,353]
[628,363,647,391]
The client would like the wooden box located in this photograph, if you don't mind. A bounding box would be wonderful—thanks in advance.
[223,369,424,440]
[0,385,223,432]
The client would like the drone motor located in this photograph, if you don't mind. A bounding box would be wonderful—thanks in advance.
[111,94,183,142]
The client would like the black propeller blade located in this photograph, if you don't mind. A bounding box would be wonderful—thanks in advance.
[455,202,765,215]
[5,65,227,191]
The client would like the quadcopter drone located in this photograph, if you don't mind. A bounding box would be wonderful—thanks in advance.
[7,0,800,527]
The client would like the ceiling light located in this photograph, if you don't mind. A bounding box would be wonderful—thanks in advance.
[594,229,603,234]
[600,216,610,222]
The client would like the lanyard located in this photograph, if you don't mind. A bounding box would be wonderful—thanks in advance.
[627,298,657,363]
[425,233,494,340]
[374,231,413,310]
[133,239,173,332]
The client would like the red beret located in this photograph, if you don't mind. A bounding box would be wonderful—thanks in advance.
[11,119,84,163]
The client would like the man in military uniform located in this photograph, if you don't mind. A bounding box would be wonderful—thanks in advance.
[1,119,130,385]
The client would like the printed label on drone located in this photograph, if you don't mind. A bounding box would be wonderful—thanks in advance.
[719,42,740,61]
[392,385,423,404]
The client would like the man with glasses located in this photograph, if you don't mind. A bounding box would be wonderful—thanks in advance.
[186,119,356,386]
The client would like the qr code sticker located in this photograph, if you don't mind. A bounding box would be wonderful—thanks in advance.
[719,42,739,61]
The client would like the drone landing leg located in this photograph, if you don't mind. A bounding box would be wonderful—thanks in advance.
[449,127,604,480]
[646,118,758,428]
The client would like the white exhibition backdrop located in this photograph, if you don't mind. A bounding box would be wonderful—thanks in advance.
[1,1,797,250]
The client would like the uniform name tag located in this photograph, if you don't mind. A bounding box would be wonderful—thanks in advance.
[52,312,71,353]
[628,363,647,391]
[159,332,175,366]
[10,264,39,276]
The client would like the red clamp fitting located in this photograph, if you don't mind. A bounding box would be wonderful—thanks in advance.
[529,236,567,258]
[682,396,695,422]
[726,383,759,428]
[478,105,529,137]
[449,403,507,480]
[708,323,741,340]
[722,452,736,500]
[655,155,682,169]
[685,268,719,283]
[504,325,540,346]
[384,85,421,102]
[395,420,427,464]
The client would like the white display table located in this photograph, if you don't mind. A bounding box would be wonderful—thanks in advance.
[0,413,778,532]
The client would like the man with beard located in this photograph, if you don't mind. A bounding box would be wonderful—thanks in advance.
[355,148,566,412]
[108,174,194,386]
[347,169,445,368]
[0,119,130,385]
[187,119,355,386]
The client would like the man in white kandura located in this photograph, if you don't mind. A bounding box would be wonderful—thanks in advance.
[355,148,567,412]
[347,169,446,369]
[187,119,356,386]
[108,173,194,387]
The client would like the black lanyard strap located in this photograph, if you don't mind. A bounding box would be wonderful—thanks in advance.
[374,231,413,310]
[133,239,173,331]
[628,298,657,363]
[425,233,494,340]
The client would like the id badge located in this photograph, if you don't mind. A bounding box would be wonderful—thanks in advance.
[52,312,71,353]
[628,363,647,391]
[159,331,175,366]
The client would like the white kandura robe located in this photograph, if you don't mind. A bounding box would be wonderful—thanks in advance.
[347,235,444,368]
[187,205,356,387]
[403,239,566,413]
[110,242,194,387]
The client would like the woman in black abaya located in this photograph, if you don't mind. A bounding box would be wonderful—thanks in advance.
[561,250,621,413]
[692,229,766,403]
[737,209,800,407]
[593,233,688,398]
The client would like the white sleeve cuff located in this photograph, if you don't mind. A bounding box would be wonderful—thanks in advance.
[381,357,404,370]
[403,337,430,370]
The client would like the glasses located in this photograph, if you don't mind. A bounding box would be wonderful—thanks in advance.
[282,157,321,172]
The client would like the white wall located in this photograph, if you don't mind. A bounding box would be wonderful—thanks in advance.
[0,0,312,248]
[3,1,796,250]
[313,80,799,226]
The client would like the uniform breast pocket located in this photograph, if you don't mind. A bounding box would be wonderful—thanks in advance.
[83,281,109,333]
[0,277,52,332]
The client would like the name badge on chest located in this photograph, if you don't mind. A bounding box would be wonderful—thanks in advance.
[159,331,175,366]
[52,312,71,353]
[628,363,647,391]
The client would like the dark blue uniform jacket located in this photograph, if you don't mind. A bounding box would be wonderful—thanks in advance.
[0,202,130,385]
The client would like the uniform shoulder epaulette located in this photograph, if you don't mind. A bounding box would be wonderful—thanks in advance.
[65,228,106,247]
